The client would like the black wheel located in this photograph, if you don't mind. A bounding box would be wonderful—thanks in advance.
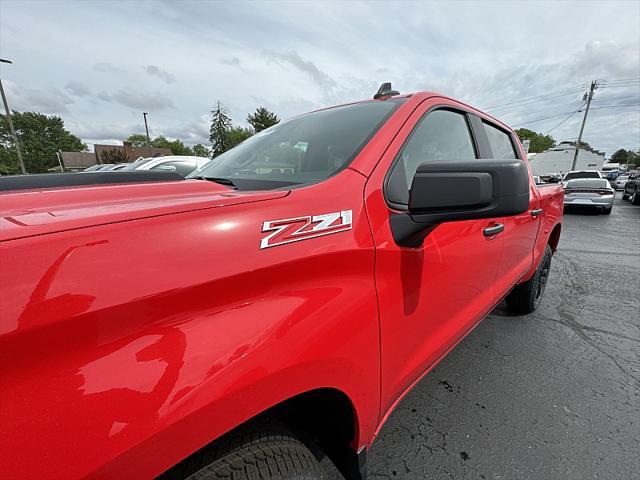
[632,189,640,205]
[506,244,553,314]
[622,192,629,200]
[603,206,612,215]
[161,423,326,480]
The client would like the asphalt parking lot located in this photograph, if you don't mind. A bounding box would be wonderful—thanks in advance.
[369,193,640,480]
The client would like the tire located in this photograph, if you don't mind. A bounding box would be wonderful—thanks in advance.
[632,189,640,205]
[506,244,553,314]
[603,206,612,215]
[163,423,325,480]
[622,193,629,200]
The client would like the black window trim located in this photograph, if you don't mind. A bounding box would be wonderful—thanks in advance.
[383,104,481,211]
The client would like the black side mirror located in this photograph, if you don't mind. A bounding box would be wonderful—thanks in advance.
[390,159,530,247]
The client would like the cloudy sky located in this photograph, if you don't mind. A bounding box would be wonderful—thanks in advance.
[1,0,639,156]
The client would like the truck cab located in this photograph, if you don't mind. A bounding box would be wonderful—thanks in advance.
[0,87,563,480]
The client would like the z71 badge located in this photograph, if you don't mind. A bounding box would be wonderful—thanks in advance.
[260,210,353,249]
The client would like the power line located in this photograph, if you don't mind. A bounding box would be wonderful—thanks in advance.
[600,76,640,83]
[544,105,586,134]
[589,103,640,110]
[599,83,640,89]
[482,85,586,111]
[513,107,584,128]
[498,101,586,120]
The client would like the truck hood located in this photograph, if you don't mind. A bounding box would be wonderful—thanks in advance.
[0,179,289,242]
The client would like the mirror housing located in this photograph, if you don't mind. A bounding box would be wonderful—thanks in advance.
[390,159,530,247]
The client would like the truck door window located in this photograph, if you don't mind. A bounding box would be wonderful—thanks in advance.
[483,122,517,159]
[386,109,476,205]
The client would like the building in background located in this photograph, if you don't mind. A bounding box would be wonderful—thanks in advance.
[54,141,172,172]
[49,152,97,172]
[529,142,606,176]
[93,141,170,164]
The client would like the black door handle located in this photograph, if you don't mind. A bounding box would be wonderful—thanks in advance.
[531,208,543,217]
[483,223,504,237]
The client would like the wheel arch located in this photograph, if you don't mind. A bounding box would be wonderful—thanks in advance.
[158,387,365,480]
[548,223,561,252]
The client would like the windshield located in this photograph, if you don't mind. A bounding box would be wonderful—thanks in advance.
[189,99,405,190]
[564,171,600,180]
[125,157,154,170]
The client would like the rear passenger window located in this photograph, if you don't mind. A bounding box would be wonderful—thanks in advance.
[484,122,517,159]
[387,110,476,205]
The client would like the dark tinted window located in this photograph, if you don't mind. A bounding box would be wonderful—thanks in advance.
[387,109,476,205]
[484,122,516,159]
[564,171,600,180]
[565,179,608,188]
[191,99,404,190]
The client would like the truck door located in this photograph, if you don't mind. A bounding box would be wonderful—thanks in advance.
[480,121,541,299]
[364,100,504,416]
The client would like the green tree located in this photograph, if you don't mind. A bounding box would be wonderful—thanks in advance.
[209,101,232,157]
[228,126,254,149]
[126,134,194,156]
[610,148,629,164]
[152,136,194,156]
[192,144,211,158]
[611,148,640,168]
[247,107,280,132]
[126,134,150,148]
[515,128,555,153]
[0,111,86,174]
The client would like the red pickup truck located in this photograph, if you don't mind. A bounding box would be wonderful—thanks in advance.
[0,86,563,480]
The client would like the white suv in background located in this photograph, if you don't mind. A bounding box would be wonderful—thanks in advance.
[128,156,211,177]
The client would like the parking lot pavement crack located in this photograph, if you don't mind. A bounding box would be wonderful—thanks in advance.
[541,309,640,385]
[536,313,640,344]
[559,248,638,257]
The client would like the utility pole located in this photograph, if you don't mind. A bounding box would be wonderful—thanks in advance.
[0,58,26,174]
[571,80,598,171]
[143,112,150,145]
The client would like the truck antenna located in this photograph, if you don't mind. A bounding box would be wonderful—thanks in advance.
[373,82,400,99]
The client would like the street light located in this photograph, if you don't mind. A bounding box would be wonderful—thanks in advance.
[0,58,26,174]
[143,112,150,145]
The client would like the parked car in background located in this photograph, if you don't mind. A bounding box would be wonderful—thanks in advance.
[605,170,620,181]
[562,170,602,187]
[83,164,114,172]
[622,172,640,204]
[124,156,155,170]
[104,163,130,171]
[541,173,562,183]
[563,178,615,214]
[612,175,630,190]
[130,155,210,177]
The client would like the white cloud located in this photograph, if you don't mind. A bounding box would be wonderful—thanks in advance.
[0,0,638,154]
[97,90,175,111]
[65,82,90,97]
[92,62,123,73]
[143,65,175,84]
[4,81,74,114]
